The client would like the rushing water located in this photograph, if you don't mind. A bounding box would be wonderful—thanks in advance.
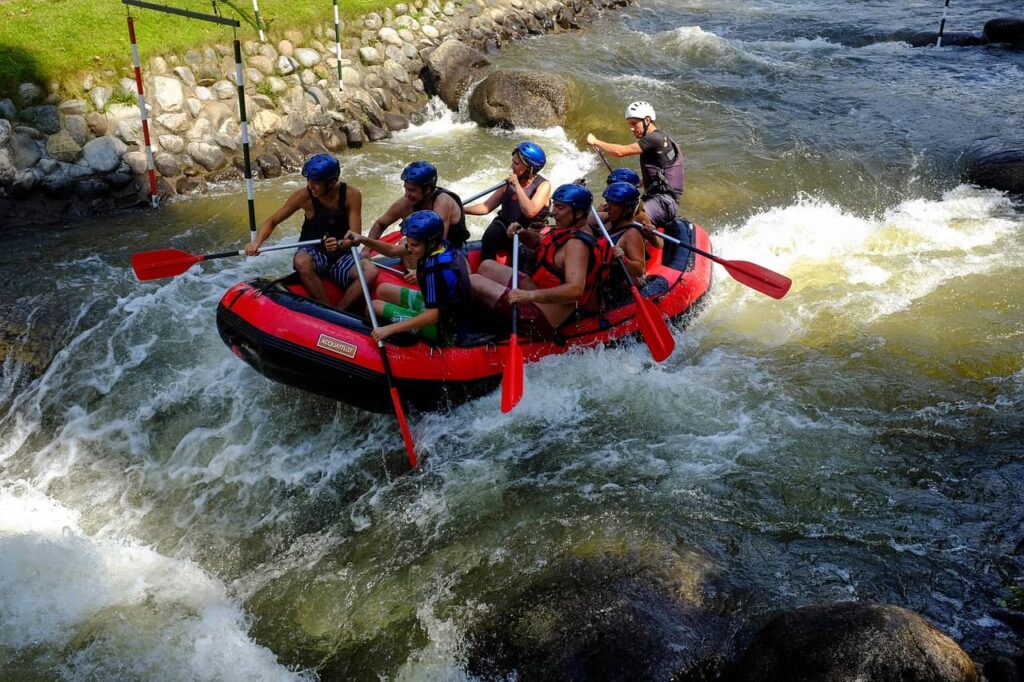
[2,0,1024,678]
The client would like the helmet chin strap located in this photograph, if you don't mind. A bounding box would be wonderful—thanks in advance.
[641,118,651,136]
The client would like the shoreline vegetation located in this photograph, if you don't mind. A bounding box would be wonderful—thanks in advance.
[0,0,407,96]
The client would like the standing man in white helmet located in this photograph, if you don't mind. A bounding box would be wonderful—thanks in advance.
[586,101,685,227]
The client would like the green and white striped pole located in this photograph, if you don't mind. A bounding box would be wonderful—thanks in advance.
[233,40,257,242]
[333,0,344,91]
[251,0,266,42]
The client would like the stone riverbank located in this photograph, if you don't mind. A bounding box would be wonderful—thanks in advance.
[0,0,629,230]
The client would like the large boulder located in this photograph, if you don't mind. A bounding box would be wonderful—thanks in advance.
[984,18,1024,47]
[729,601,978,682]
[468,69,573,129]
[964,149,1024,196]
[422,38,492,109]
[465,551,731,681]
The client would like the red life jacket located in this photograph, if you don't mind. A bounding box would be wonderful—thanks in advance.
[530,226,606,308]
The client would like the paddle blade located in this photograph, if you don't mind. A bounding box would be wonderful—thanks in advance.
[501,334,524,413]
[719,259,792,299]
[631,287,675,362]
[389,386,418,468]
[131,249,202,281]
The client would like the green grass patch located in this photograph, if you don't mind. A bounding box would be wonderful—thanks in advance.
[0,0,411,96]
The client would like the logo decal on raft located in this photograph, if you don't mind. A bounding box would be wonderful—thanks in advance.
[317,333,358,358]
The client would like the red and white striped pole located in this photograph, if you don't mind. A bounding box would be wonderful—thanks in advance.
[126,15,160,208]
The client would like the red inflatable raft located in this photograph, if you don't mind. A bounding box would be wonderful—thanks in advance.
[216,219,713,412]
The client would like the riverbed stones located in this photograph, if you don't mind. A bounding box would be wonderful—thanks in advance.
[18,82,43,105]
[154,152,180,178]
[10,132,42,170]
[20,106,60,135]
[89,86,112,112]
[294,48,322,68]
[186,141,226,171]
[82,136,126,173]
[0,119,10,147]
[58,99,88,116]
[123,151,148,175]
[729,602,978,682]
[154,76,184,112]
[63,115,89,147]
[46,131,82,162]
[0,150,15,185]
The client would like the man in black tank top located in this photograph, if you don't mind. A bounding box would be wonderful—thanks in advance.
[245,154,375,311]
[367,161,469,258]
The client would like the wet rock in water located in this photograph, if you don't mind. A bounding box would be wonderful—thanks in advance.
[907,31,987,47]
[464,551,732,681]
[422,38,492,109]
[728,601,978,682]
[984,18,1024,47]
[468,69,572,129]
[964,149,1024,196]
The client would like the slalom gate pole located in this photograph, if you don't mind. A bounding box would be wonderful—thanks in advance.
[936,0,951,47]
[126,15,160,208]
[251,0,266,41]
[233,40,258,242]
[333,0,344,91]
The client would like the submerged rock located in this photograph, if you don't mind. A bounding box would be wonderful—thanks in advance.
[964,149,1024,196]
[907,31,987,47]
[464,550,732,681]
[729,601,978,682]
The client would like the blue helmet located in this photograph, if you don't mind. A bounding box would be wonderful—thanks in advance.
[606,167,640,188]
[514,141,546,171]
[603,181,641,206]
[302,153,340,181]
[401,210,445,242]
[401,161,438,188]
[551,183,593,212]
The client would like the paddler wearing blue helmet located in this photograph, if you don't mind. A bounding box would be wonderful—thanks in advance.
[366,161,469,253]
[471,183,604,340]
[586,101,685,228]
[464,141,552,262]
[349,210,473,345]
[245,153,375,311]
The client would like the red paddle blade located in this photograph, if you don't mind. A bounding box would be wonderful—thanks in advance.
[501,334,524,413]
[389,386,418,468]
[631,287,675,362]
[131,249,203,281]
[719,259,792,299]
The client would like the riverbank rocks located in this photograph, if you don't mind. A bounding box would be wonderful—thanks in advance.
[729,601,978,682]
[468,69,572,129]
[0,0,632,228]
[964,149,1024,196]
[908,31,987,47]
[422,39,493,109]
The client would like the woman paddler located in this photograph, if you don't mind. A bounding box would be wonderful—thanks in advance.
[464,141,552,262]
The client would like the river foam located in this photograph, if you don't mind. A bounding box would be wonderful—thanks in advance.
[0,482,308,681]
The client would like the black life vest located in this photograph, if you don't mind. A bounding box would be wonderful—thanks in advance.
[417,243,473,343]
[299,183,349,242]
[424,187,469,248]
[497,174,549,227]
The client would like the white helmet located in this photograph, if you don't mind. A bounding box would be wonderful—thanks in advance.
[624,101,656,121]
